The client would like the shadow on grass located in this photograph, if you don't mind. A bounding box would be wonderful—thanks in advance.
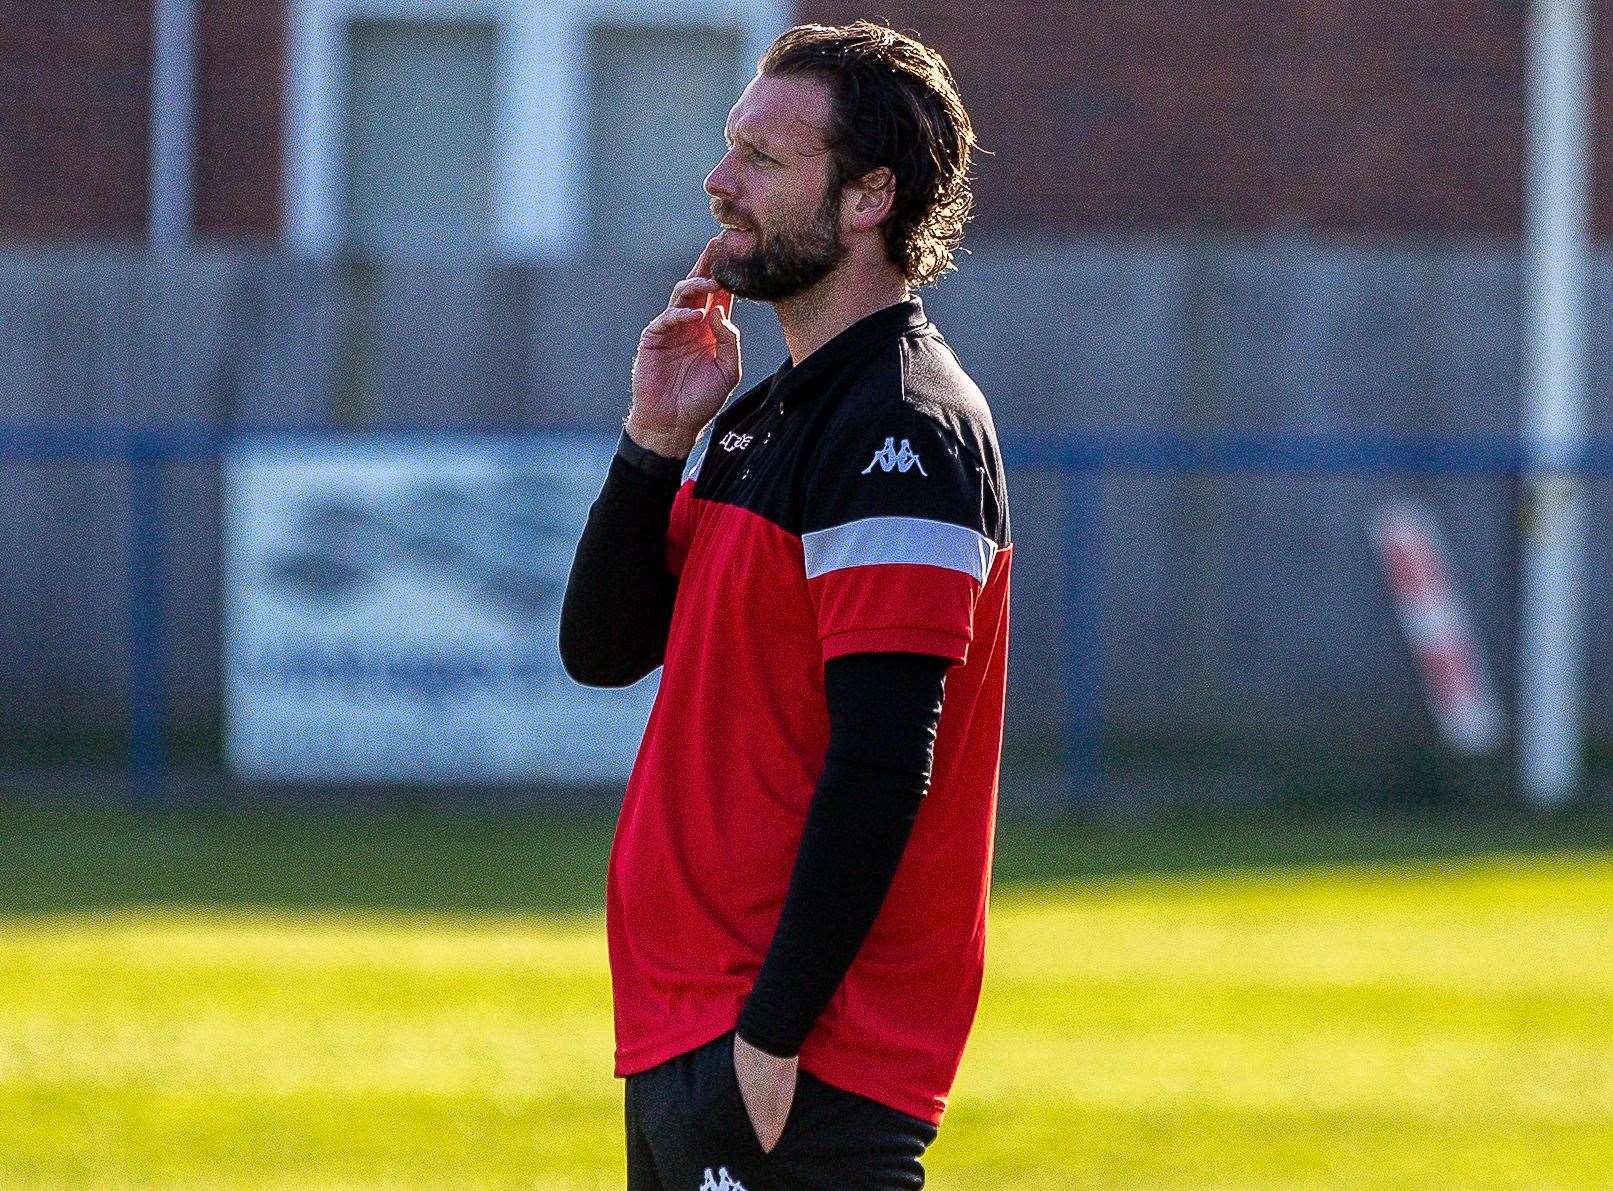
[993,807,1613,891]
[3,801,1613,917]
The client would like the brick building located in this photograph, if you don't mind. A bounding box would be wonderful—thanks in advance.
[2,0,282,239]
[3,1,1608,248]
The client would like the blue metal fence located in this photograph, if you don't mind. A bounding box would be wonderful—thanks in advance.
[7,424,1613,799]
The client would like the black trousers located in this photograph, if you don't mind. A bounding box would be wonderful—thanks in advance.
[625,1032,938,1190]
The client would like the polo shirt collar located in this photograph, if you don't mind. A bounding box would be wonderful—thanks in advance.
[769,296,929,407]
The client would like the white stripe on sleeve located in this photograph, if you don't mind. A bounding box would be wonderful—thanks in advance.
[802,516,996,583]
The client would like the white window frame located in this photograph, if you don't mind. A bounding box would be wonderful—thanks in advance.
[285,0,790,258]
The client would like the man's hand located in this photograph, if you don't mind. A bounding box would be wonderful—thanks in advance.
[733,1032,797,1154]
[627,238,741,459]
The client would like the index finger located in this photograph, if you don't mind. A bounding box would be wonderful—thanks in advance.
[687,236,721,280]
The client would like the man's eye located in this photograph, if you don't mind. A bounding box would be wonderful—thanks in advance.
[723,136,776,166]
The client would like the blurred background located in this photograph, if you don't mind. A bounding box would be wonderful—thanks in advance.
[4,3,1613,1189]
[4,0,1613,808]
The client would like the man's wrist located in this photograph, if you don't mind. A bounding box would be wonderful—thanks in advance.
[616,427,688,481]
[622,415,696,462]
[735,1012,801,1060]
[735,1028,800,1065]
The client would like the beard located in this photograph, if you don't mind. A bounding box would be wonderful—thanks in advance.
[710,185,846,302]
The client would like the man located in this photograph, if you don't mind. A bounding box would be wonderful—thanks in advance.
[561,21,1010,1190]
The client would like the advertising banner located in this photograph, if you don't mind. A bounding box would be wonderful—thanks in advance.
[224,434,656,783]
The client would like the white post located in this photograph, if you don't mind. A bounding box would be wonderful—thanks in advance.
[150,0,199,253]
[1518,0,1591,807]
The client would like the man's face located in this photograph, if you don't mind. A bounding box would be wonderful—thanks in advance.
[704,73,846,302]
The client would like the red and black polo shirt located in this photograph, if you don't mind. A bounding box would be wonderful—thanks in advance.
[607,296,1012,1124]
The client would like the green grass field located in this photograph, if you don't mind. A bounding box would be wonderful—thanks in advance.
[4,803,1613,1189]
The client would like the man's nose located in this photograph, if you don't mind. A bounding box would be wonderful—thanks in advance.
[705,151,738,201]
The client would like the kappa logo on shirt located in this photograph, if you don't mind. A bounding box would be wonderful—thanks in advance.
[720,431,754,453]
[861,436,928,476]
[700,1168,746,1191]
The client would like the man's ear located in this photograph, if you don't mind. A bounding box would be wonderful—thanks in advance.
[843,167,896,233]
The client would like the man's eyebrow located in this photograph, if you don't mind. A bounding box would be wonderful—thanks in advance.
[725,126,780,156]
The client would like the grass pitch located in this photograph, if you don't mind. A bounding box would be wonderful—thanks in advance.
[3,805,1613,1188]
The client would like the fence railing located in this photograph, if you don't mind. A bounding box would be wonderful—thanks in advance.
[7,425,1613,801]
[1010,431,1613,795]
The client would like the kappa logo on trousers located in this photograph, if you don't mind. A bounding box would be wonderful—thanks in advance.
[700,1168,746,1191]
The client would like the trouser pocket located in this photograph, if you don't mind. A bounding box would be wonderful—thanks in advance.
[765,1072,938,1189]
[685,1032,774,1188]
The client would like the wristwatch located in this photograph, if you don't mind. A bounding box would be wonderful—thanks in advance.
[616,429,688,481]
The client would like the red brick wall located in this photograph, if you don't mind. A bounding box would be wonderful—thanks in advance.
[798,2,1612,238]
[5,4,1606,242]
[195,0,284,238]
[0,2,153,239]
[0,1,283,242]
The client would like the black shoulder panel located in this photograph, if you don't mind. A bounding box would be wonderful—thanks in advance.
[692,327,1009,548]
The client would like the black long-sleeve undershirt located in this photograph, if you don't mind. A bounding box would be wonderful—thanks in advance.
[560,434,949,1058]
[737,650,947,1058]
[558,438,683,688]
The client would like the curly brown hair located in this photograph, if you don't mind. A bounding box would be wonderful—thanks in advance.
[758,21,978,288]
